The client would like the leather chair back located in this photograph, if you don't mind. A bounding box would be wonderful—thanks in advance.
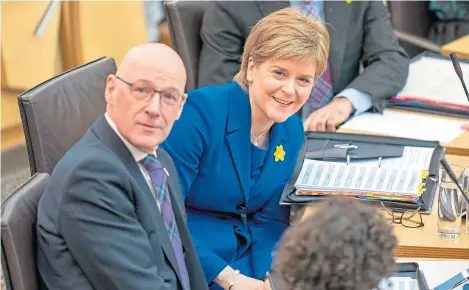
[18,57,116,175]
[164,0,207,92]
[387,1,433,57]
[1,173,50,290]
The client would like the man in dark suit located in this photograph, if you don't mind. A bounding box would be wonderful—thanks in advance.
[36,44,208,290]
[198,1,409,132]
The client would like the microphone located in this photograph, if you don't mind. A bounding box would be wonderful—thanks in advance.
[449,52,469,103]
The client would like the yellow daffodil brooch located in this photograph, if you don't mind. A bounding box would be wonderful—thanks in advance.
[274,145,285,162]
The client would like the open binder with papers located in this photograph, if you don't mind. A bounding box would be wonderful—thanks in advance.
[386,51,469,119]
[281,132,444,213]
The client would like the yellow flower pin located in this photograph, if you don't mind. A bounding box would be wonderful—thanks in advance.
[274,145,285,162]
[346,0,353,4]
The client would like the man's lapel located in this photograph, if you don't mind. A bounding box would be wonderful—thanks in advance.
[93,116,183,285]
[325,1,351,92]
[225,84,251,203]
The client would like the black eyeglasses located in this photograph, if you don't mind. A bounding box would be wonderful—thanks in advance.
[115,76,183,107]
[377,202,424,228]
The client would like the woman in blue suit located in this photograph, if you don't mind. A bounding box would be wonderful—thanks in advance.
[162,8,330,290]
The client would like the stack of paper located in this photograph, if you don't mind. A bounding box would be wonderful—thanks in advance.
[397,56,469,107]
[340,110,466,144]
[295,147,435,203]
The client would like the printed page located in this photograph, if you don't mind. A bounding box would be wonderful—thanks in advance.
[295,159,424,195]
[355,146,434,170]
[377,277,418,290]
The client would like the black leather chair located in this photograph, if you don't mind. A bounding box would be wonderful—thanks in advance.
[1,173,50,290]
[387,1,469,58]
[18,57,116,175]
[387,1,439,58]
[163,0,207,92]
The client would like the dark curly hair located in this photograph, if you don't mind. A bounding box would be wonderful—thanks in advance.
[272,197,397,290]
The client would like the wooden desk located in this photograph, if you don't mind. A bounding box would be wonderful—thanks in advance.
[338,109,469,157]
[303,155,469,259]
[442,34,469,60]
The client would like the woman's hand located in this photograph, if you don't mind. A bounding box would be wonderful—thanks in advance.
[215,266,271,290]
[230,274,271,290]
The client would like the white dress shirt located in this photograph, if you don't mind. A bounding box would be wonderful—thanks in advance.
[105,113,162,210]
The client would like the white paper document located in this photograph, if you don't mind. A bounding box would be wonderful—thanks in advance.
[377,277,418,290]
[295,159,425,195]
[355,146,434,170]
[341,110,466,143]
[399,56,469,106]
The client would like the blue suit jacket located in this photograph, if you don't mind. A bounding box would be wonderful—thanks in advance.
[161,82,304,286]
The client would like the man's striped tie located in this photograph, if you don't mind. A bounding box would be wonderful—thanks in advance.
[141,155,190,290]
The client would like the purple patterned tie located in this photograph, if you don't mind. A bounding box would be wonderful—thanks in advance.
[302,0,334,118]
[141,155,190,290]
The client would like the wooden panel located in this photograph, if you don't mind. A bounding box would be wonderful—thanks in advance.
[442,35,469,60]
[1,89,22,131]
[1,51,7,88]
[158,22,172,47]
[74,2,148,66]
[302,155,469,260]
[1,126,25,151]
[60,1,82,70]
[1,1,61,90]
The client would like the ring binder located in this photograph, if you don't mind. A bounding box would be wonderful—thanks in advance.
[280,132,443,213]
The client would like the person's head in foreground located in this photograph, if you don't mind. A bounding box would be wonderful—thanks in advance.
[273,197,397,290]
[234,7,329,126]
[105,43,187,152]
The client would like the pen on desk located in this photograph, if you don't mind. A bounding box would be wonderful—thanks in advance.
[440,158,469,204]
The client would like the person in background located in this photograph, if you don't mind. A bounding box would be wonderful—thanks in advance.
[271,197,397,290]
[428,0,469,45]
[36,44,207,290]
[198,1,409,132]
[161,7,329,290]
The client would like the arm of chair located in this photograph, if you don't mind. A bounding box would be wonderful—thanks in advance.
[394,29,442,54]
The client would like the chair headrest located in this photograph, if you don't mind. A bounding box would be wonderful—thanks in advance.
[18,57,116,175]
[164,0,207,91]
[1,173,50,290]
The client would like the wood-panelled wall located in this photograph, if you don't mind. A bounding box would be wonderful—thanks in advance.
[1,1,171,151]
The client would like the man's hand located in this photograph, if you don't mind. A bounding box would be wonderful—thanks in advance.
[303,97,355,132]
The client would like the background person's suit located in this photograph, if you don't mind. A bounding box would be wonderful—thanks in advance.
[198,1,409,112]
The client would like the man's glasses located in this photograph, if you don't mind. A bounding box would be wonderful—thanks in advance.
[115,76,183,107]
[377,202,424,228]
